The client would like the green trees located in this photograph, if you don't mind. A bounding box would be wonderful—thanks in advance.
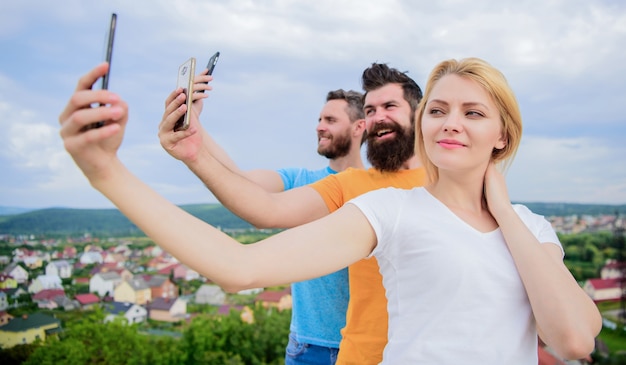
[7,304,290,365]
[561,231,623,281]
[179,304,290,365]
[24,309,170,365]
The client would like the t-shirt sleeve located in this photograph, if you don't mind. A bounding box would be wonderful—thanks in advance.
[276,167,302,191]
[347,188,404,258]
[310,173,345,213]
[513,204,564,258]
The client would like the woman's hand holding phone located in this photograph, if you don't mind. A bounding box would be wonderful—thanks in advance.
[60,63,128,182]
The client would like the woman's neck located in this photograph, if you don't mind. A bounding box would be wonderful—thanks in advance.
[425,171,498,233]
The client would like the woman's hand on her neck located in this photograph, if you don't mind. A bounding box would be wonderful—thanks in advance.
[483,162,514,220]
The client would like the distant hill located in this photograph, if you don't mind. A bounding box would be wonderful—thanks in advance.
[0,204,253,236]
[0,202,623,236]
[514,202,625,217]
[0,206,36,216]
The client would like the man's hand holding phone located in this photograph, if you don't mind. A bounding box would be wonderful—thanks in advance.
[196,51,219,94]
[158,52,220,162]
[191,52,220,113]
[173,52,220,131]
[159,82,206,163]
[190,71,213,97]
[172,57,196,132]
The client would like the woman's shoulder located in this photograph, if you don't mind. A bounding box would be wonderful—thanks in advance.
[351,186,427,206]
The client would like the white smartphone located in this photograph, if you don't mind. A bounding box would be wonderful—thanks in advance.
[173,57,196,132]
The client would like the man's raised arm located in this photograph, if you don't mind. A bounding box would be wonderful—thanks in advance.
[158,76,329,228]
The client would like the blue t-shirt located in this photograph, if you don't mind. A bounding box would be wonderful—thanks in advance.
[277,166,350,348]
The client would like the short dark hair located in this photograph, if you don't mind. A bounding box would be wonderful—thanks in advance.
[361,63,423,113]
[326,89,365,123]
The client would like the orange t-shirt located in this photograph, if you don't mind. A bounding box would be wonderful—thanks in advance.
[310,167,427,365]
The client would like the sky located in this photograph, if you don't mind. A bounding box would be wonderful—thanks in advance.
[1,0,625,209]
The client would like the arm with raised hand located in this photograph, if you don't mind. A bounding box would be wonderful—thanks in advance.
[159,70,285,192]
[158,71,329,227]
[484,163,601,360]
[60,64,375,292]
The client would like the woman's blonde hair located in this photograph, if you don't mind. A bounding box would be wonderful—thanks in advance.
[415,58,523,183]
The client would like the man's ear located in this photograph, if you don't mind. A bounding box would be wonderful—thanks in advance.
[353,118,366,134]
[353,118,367,143]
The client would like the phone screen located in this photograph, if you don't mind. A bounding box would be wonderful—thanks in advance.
[173,57,196,132]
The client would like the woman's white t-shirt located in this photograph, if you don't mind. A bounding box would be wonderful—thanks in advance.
[348,187,561,364]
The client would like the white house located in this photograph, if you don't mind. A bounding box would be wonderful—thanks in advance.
[583,278,625,302]
[90,271,122,297]
[2,263,29,284]
[104,301,147,324]
[601,260,625,279]
[79,251,103,265]
[28,275,63,294]
[45,260,73,279]
[194,284,226,306]
[237,287,264,295]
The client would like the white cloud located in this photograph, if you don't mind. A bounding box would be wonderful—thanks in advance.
[1,0,625,208]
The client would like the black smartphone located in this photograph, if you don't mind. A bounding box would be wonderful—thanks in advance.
[101,13,117,90]
[206,51,220,76]
[173,57,196,132]
[197,51,220,93]
[84,13,117,131]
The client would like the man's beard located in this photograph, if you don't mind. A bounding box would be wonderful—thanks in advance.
[318,131,352,159]
[366,121,415,172]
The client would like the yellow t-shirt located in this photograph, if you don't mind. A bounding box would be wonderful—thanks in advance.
[310,167,427,365]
